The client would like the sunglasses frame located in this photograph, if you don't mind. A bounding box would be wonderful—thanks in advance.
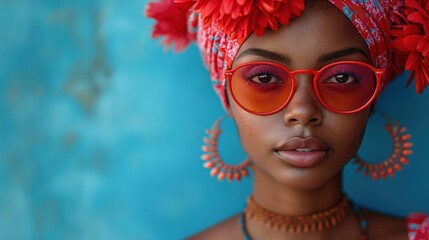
[224,61,385,115]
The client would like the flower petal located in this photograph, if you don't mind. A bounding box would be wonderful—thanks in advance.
[403,35,421,51]
[404,25,421,35]
[422,43,429,57]
[392,39,408,52]
[417,37,429,51]
[415,68,426,93]
[408,12,426,24]
[146,0,195,51]
[405,52,422,70]
[421,61,429,83]
[406,0,424,12]
[194,0,305,39]
[222,0,235,15]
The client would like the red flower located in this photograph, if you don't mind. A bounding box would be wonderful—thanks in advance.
[145,0,196,51]
[176,0,304,39]
[391,0,429,93]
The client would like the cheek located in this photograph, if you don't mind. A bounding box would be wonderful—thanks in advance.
[231,105,260,145]
[229,100,275,157]
[328,112,370,159]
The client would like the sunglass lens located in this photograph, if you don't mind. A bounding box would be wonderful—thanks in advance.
[230,63,293,114]
[316,63,377,112]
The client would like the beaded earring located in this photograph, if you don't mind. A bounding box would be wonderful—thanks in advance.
[201,116,252,182]
[353,114,413,180]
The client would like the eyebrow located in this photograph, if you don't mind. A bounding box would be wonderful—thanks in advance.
[235,48,291,64]
[318,47,369,62]
[235,47,370,64]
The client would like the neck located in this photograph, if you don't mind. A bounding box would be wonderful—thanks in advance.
[245,167,363,240]
[252,166,344,216]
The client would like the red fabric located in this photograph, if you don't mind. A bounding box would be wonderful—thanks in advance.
[407,213,429,240]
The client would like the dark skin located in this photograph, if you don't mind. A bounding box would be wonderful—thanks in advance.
[189,1,408,239]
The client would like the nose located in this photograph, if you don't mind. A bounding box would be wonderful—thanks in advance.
[283,74,323,126]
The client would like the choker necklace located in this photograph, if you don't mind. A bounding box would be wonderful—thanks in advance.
[243,196,350,234]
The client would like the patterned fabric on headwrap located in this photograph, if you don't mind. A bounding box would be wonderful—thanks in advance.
[328,0,396,86]
[146,0,429,110]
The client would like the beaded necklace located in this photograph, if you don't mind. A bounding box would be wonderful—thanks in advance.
[240,196,368,240]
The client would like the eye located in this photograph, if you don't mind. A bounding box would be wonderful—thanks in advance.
[325,73,357,84]
[319,63,369,86]
[250,74,282,84]
[242,64,286,84]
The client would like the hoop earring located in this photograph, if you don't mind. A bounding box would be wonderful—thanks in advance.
[201,116,251,182]
[353,115,413,180]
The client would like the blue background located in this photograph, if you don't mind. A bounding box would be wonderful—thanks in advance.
[1,0,428,239]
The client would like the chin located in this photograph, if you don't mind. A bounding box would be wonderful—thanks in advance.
[281,172,339,190]
[257,161,344,191]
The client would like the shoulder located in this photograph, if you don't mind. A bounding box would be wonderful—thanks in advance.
[362,208,408,240]
[186,214,242,240]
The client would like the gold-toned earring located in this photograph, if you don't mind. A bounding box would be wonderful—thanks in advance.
[201,116,251,182]
[353,114,413,180]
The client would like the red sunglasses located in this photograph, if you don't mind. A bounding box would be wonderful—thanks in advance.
[224,61,384,115]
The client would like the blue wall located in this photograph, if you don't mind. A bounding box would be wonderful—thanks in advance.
[1,1,428,239]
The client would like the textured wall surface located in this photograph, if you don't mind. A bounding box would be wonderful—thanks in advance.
[1,1,428,240]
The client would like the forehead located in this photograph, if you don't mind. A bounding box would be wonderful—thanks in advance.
[233,3,370,69]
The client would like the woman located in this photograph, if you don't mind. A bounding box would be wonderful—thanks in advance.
[146,0,429,239]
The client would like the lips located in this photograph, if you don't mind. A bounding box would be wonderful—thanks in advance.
[274,137,331,168]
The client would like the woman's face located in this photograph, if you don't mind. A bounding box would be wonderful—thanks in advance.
[229,2,372,190]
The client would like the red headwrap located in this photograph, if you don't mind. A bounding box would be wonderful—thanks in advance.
[146,0,429,110]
